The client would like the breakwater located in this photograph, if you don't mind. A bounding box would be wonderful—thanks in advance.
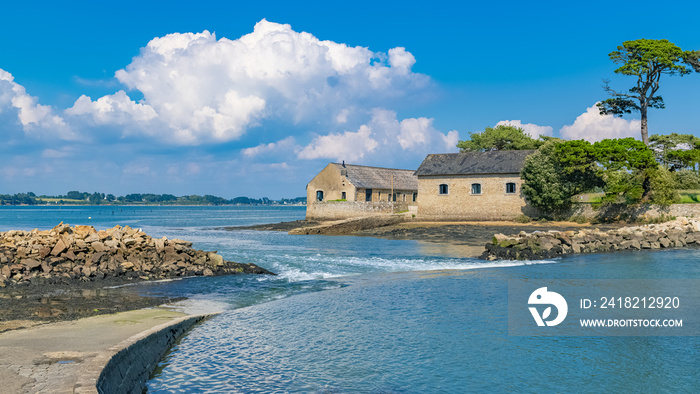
[0,222,274,287]
[480,218,700,260]
[88,313,215,394]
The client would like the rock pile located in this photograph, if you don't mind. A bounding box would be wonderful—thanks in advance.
[480,217,700,260]
[0,223,274,287]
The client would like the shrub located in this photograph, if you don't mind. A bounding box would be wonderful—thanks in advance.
[569,215,588,224]
[515,214,531,223]
[635,214,676,224]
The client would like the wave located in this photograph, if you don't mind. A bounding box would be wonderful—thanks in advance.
[267,255,559,282]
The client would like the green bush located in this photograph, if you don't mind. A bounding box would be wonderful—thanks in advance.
[635,214,676,224]
[569,215,588,224]
[515,214,531,223]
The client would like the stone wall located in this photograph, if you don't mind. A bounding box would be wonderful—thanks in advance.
[567,203,700,221]
[306,201,410,220]
[88,314,214,394]
[480,217,700,260]
[417,174,538,220]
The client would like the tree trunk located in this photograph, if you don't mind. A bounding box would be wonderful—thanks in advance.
[640,104,649,146]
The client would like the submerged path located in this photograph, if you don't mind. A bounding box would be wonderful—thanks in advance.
[0,308,194,393]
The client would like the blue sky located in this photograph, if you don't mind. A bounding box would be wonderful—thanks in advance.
[1,0,699,198]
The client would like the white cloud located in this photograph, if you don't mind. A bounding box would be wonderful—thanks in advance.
[397,117,434,150]
[298,124,378,162]
[388,47,416,74]
[67,90,157,125]
[68,19,429,145]
[123,161,155,177]
[336,108,351,124]
[42,148,73,159]
[442,130,460,150]
[495,119,553,139]
[242,136,297,157]
[560,104,640,142]
[0,68,77,140]
[298,108,459,162]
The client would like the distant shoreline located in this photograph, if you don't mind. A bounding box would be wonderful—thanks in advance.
[0,203,306,207]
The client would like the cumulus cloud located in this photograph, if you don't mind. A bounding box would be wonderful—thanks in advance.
[560,104,640,142]
[442,130,460,150]
[242,136,297,157]
[68,19,429,145]
[298,125,378,162]
[298,108,458,162]
[0,68,76,140]
[495,119,553,139]
[67,91,157,125]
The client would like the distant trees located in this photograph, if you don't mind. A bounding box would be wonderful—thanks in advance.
[598,39,699,145]
[231,196,261,205]
[0,191,306,206]
[457,125,543,152]
[88,192,105,204]
[0,193,37,205]
[66,191,89,200]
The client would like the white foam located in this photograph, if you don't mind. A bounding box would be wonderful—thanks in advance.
[269,256,559,283]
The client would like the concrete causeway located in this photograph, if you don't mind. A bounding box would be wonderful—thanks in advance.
[0,308,205,393]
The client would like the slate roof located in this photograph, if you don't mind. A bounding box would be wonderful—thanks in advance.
[332,163,418,190]
[414,150,536,176]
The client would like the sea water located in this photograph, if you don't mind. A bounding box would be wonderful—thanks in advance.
[1,206,698,392]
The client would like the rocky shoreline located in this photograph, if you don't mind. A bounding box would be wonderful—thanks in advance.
[480,217,700,260]
[1,222,274,288]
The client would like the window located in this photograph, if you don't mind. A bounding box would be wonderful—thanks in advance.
[439,184,449,195]
[506,182,516,194]
[413,192,418,202]
[365,189,373,202]
[341,191,346,200]
[392,193,397,202]
[316,190,324,201]
[471,183,482,195]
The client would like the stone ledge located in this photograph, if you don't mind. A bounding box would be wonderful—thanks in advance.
[289,214,406,235]
[74,313,217,393]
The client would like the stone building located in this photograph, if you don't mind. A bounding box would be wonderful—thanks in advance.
[306,162,418,219]
[414,150,537,220]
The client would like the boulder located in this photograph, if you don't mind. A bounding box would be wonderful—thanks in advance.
[22,259,42,269]
[51,240,68,256]
[208,253,224,267]
[92,242,107,252]
[74,225,97,239]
